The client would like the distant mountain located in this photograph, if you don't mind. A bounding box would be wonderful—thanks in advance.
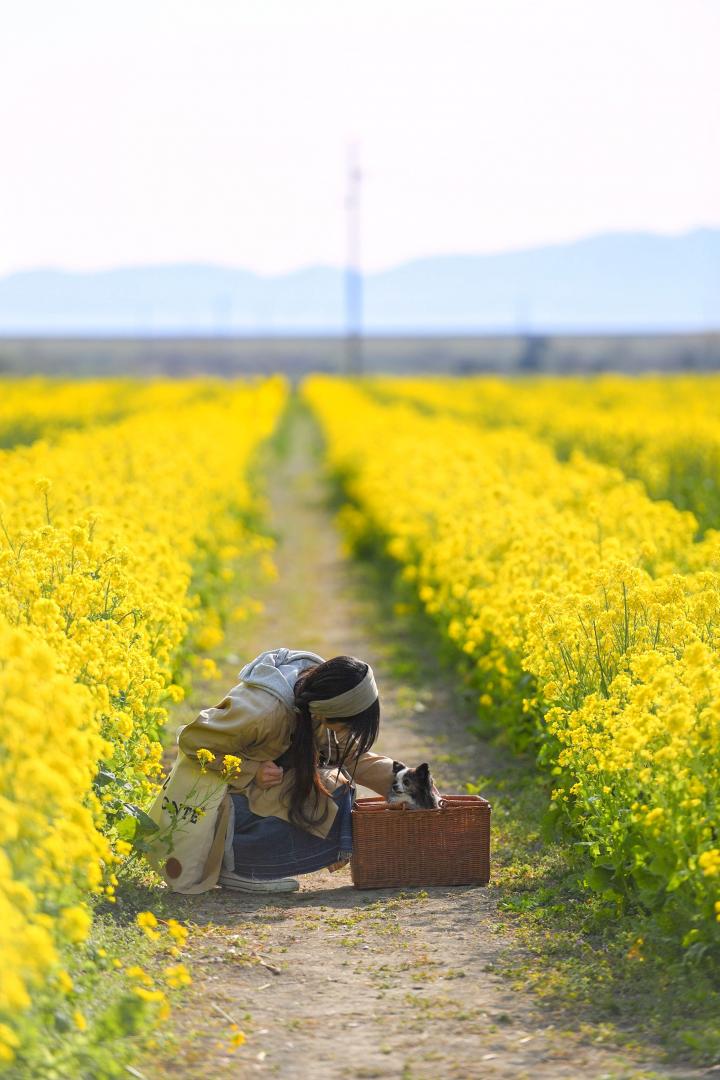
[0,229,718,334]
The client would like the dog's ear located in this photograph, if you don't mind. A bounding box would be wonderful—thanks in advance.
[415,762,430,781]
[392,760,404,774]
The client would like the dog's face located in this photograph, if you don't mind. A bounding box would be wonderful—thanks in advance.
[387,760,439,809]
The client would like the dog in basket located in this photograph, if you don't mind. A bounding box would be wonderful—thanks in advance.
[386,760,441,809]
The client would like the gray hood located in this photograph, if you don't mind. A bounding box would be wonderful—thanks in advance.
[237,647,326,711]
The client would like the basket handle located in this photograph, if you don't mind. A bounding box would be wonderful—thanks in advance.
[383,797,448,810]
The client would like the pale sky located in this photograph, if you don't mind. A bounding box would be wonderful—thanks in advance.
[1,0,718,276]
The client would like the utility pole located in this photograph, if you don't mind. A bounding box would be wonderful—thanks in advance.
[344,142,363,374]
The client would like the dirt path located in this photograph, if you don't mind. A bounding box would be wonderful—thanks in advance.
[150,401,700,1080]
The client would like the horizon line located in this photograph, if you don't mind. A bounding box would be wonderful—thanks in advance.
[1,224,717,281]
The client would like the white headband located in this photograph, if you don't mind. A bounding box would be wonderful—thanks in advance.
[307,664,378,718]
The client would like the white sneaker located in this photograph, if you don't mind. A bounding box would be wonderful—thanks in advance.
[218,870,300,893]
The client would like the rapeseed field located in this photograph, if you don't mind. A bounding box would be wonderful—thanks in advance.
[304,375,720,951]
[0,376,286,1070]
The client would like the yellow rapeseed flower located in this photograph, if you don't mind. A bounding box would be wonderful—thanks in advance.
[162,963,192,989]
[196,748,216,770]
[165,918,189,945]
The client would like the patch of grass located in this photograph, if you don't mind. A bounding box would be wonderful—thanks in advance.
[401,992,479,1024]
[466,764,720,1064]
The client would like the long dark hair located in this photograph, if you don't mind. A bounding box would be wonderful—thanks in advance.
[289,656,380,828]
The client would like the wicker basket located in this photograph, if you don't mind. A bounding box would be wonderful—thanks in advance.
[350,794,491,888]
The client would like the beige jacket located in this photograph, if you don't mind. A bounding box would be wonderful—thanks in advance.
[175,681,395,887]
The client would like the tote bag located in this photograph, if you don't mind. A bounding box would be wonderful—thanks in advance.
[145,751,230,893]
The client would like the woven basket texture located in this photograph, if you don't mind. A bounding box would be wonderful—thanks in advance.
[350,794,491,888]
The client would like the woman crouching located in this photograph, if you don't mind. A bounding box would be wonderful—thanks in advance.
[170,648,400,893]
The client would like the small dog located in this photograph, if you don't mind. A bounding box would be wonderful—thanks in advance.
[387,760,441,810]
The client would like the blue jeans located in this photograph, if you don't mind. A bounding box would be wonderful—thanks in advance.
[230,782,354,880]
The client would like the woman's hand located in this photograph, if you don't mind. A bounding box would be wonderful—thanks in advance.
[254,761,284,789]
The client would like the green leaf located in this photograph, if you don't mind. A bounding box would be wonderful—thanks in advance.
[585,866,616,894]
[116,816,138,841]
[131,837,153,854]
[94,767,117,788]
[632,867,665,894]
[121,802,159,837]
